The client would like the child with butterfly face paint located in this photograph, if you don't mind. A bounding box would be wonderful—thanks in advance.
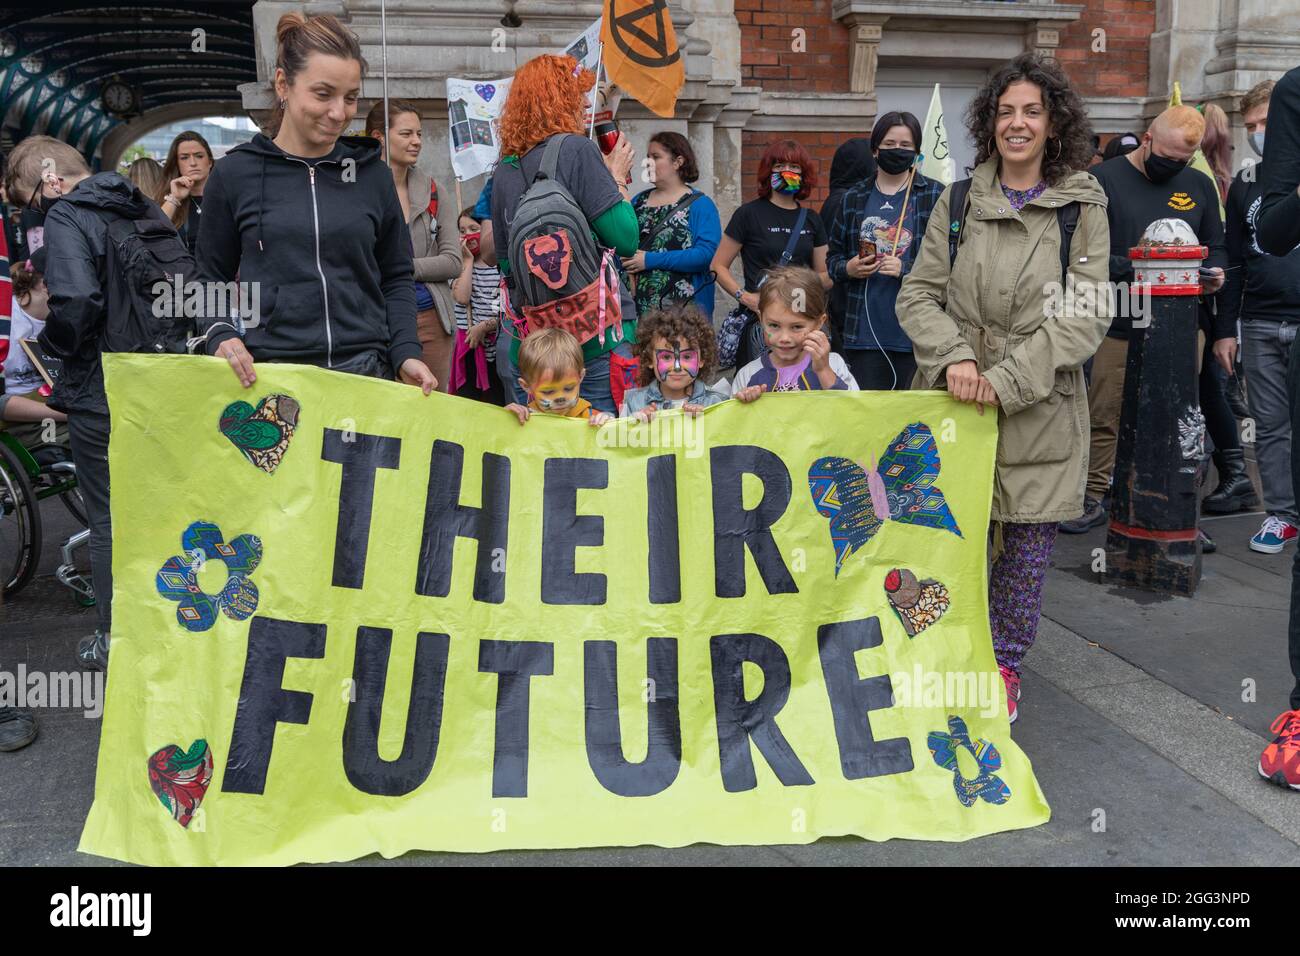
[621,305,730,422]
[732,265,859,400]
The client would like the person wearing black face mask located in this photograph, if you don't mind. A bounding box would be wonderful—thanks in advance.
[1062,106,1228,539]
[826,111,943,389]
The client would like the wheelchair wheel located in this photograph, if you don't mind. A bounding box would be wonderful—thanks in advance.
[0,440,41,597]
[59,485,88,527]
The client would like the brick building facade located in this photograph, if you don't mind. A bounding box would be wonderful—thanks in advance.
[144,0,1294,241]
[735,0,1162,208]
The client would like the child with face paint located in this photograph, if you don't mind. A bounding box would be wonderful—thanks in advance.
[621,304,730,421]
[505,328,614,426]
[732,265,859,400]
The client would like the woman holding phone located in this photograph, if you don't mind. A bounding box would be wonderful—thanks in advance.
[826,112,943,389]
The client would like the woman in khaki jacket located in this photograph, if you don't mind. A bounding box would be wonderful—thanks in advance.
[896,54,1112,724]
[367,100,463,392]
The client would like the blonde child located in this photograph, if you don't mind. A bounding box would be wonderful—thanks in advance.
[505,328,614,426]
[622,304,729,421]
[732,265,858,400]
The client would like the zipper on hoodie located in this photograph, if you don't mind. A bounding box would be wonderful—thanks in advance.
[283,158,334,368]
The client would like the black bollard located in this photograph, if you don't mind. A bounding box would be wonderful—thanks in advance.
[1104,219,1207,595]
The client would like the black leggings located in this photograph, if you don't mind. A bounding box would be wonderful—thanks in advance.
[843,349,917,391]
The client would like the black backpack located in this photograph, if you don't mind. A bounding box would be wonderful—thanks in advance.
[98,212,196,354]
[946,177,1079,281]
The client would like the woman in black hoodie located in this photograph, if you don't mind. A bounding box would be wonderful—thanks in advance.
[196,11,435,392]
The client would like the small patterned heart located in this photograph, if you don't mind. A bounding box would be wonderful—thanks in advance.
[147,739,214,828]
[219,393,300,474]
[474,83,496,103]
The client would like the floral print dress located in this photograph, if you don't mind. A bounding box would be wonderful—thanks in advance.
[632,191,699,316]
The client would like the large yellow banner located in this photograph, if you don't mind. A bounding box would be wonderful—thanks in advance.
[80,354,1049,865]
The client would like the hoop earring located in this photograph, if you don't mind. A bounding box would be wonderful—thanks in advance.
[279,98,286,110]
[1049,137,1062,162]
[987,136,996,157]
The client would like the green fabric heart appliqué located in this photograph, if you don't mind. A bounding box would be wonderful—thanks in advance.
[219,393,300,474]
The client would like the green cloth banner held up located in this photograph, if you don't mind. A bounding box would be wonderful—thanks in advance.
[80,354,1049,865]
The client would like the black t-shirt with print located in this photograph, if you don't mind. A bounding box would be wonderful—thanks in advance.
[724,197,828,293]
[1090,155,1226,339]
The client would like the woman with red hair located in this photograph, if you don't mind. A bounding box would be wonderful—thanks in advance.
[711,139,832,368]
[490,54,639,414]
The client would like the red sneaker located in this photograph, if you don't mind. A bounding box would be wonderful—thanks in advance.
[999,665,1021,724]
[1259,709,1300,791]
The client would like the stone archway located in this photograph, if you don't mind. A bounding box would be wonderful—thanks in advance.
[98,100,244,170]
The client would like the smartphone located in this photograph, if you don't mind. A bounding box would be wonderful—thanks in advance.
[859,238,878,261]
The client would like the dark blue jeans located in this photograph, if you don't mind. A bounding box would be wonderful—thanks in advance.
[579,340,635,416]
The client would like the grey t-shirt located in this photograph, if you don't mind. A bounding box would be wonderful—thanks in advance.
[489,132,635,320]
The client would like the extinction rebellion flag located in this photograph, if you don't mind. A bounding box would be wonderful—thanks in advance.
[600,0,685,119]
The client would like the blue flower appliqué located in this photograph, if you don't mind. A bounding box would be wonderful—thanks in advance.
[927,715,1012,807]
[155,521,263,632]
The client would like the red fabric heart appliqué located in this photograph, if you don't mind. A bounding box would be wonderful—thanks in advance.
[147,739,214,828]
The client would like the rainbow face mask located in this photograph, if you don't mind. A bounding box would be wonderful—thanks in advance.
[771,170,802,194]
[654,346,701,383]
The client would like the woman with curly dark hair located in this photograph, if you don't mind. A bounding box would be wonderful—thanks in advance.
[620,304,729,419]
[897,53,1112,725]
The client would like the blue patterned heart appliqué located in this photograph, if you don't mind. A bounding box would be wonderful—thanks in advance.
[474,83,496,103]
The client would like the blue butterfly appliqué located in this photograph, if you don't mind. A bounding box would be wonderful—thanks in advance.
[808,422,963,575]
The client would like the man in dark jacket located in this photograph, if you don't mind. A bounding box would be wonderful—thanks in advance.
[4,135,172,671]
[1252,65,1300,793]
[1061,106,1228,537]
[1223,80,1300,555]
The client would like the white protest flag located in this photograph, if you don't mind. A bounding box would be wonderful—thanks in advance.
[445,75,514,182]
[919,83,954,186]
[562,17,622,129]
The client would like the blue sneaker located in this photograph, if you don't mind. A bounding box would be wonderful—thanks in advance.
[1250,516,1298,554]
